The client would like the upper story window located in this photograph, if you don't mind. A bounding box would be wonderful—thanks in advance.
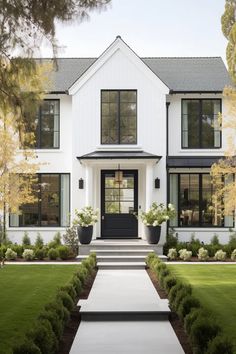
[182,99,221,149]
[101,90,137,144]
[34,99,60,149]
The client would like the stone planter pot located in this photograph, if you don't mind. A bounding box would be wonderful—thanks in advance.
[145,225,161,244]
[77,225,93,244]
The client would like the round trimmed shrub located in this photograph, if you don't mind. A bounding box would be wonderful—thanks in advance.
[35,248,45,260]
[44,300,70,325]
[11,245,24,257]
[57,290,74,311]
[163,275,177,294]
[71,276,82,295]
[5,248,17,260]
[57,245,70,260]
[146,252,159,267]
[170,285,192,312]
[13,339,41,354]
[190,317,221,354]
[167,248,178,260]
[75,266,87,285]
[60,284,77,301]
[177,295,201,320]
[89,252,97,267]
[28,319,58,354]
[168,282,192,306]
[184,308,207,335]
[197,247,209,261]
[231,249,236,261]
[158,268,170,288]
[179,249,192,261]
[82,258,93,273]
[48,248,59,260]
[155,262,167,276]
[22,249,35,261]
[38,310,63,339]
[206,335,234,354]
[214,249,226,261]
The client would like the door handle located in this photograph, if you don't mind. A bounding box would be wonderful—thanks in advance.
[102,216,105,220]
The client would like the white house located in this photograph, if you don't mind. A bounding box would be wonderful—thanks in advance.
[7,36,233,246]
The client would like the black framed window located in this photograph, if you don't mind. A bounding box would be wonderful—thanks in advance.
[9,174,70,227]
[169,173,234,227]
[101,90,137,144]
[182,99,221,149]
[32,100,60,149]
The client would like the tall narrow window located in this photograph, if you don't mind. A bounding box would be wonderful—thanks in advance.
[182,99,221,149]
[101,90,137,144]
[32,100,60,149]
[9,174,70,227]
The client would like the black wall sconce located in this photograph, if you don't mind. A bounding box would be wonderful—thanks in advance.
[155,178,160,189]
[79,178,84,189]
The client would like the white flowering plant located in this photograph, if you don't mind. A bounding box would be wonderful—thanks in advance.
[179,249,192,261]
[167,248,178,260]
[231,249,236,261]
[214,249,226,261]
[139,202,176,226]
[197,247,209,261]
[22,249,35,261]
[74,206,99,227]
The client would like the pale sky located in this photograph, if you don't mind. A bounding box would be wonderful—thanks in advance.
[43,0,227,64]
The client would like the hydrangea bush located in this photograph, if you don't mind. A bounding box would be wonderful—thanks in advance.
[22,249,35,261]
[214,249,227,261]
[139,203,176,226]
[74,206,99,227]
[197,247,209,261]
[231,249,236,261]
[5,248,17,260]
[179,249,192,261]
[167,248,178,260]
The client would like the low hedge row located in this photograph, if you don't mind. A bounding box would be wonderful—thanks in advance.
[146,253,234,354]
[13,253,97,354]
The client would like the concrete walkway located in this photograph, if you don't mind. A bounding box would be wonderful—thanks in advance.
[70,270,185,354]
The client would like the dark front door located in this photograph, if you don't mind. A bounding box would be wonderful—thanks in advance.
[101,170,138,238]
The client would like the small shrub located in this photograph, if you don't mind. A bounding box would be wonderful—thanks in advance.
[89,252,97,267]
[158,267,170,288]
[22,249,35,261]
[38,310,63,339]
[75,265,88,284]
[163,229,178,255]
[146,252,157,266]
[214,249,226,261]
[22,232,31,247]
[190,317,221,354]
[230,249,236,261]
[48,248,59,260]
[211,234,220,246]
[155,262,167,276]
[172,287,193,312]
[177,294,201,320]
[63,225,78,255]
[197,247,209,261]
[13,340,41,354]
[163,275,177,293]
[44,300,70,324]
[82,258,93,273]
[57,245,70,260]
[169,282,192,310]
[11,244,24,257]
[179,249,192,261]
[35,248,45,260]
[206,335,234,354]
[60,284,77,301]
[184,308,207,335]
[5,248,17,260]
[70,276,82,295]
[206,244,221,258]
[57,291,74,312]
[48,232,61,249]
[28,319,58,354]
[35,233,44,248]
[167,248,177,260]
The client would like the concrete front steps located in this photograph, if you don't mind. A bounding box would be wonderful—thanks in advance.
[77,240,167,269]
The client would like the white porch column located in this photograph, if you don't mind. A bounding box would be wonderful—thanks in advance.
[146,163,154,210]
[85,164,93,206]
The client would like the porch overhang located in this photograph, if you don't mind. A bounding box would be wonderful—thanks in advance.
[77,150,162,162]
[167,156,222,168]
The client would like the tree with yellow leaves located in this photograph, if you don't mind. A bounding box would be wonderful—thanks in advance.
[210,1,236,220]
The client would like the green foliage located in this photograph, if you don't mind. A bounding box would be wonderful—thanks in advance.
[5,247,17,260]
[206,335,234,354]
[57,245,70,260]
[70,276,82,296]
[48,248,59,260]
[177,295,201,320]
[11,244,24,257]
[63,225,78,255]
[28,318,58,354]
[13,340,41,354]
[163,229,178,255]
[56,291,74,312]
[22,249,35,261]
[168,282,192,309]
[44,300,70,325]
[60,284,77,301]
[163,275,177,294]
[190,317,221,354]
[139,202,176,226]
[184,308,207,335]
[76,265,88,285]
[158,267,170,288]
[22,232,31,247]
[35,248,46,260]
[48,233,61,249]
[35,233,44,248]
[82,258,93,274]
[211,234,220,246]
[38,310,63,339]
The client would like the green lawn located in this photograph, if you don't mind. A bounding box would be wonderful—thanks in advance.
[0,265,78,354]
[169,264,236,350]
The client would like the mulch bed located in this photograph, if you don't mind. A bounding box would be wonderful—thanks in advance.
[57,268,97,354]
[147,269,193,354]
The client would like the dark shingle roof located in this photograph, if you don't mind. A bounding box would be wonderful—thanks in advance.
[40,57,230,93]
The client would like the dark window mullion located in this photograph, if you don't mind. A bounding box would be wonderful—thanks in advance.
[199,174,203,226]
[38,106,42,148]
[118,91,120,144]
[199,100,202,149]
[38,174,42,226]
[178,174,181,226]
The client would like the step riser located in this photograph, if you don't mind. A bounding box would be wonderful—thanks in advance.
[98,265,146,270]
[91,251,153,256]
[81,313,169,321]
[96,257,146,263]
[80,245,163,253]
